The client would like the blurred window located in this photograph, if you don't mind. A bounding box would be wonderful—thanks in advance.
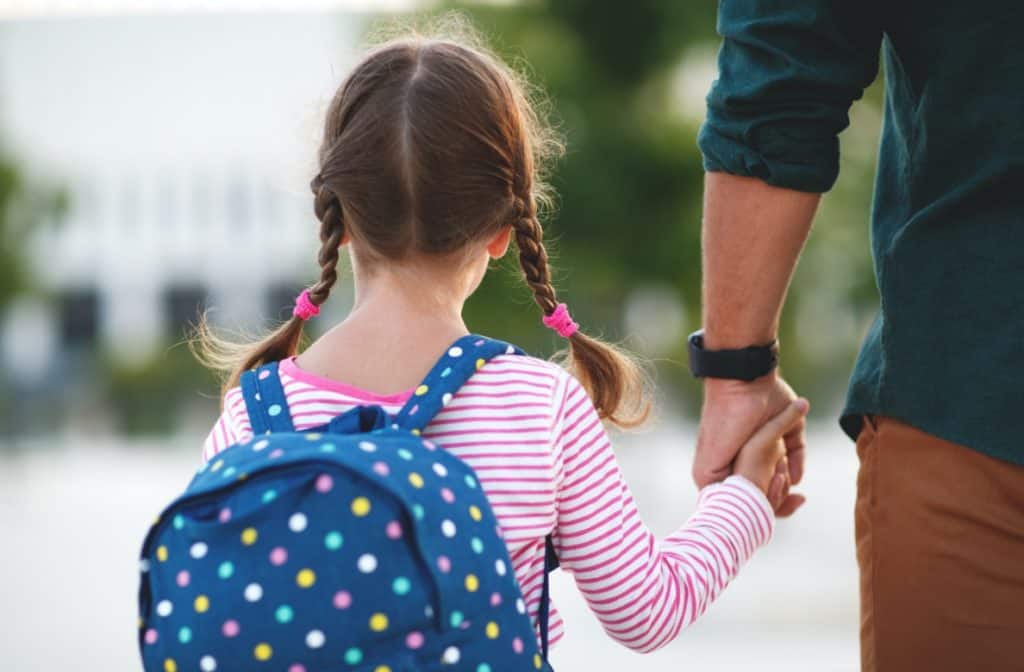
[164,285,208,337]
[59,288,100,348]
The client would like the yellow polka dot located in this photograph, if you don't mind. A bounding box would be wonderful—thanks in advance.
[369,612,389,632]
[485,621,499,639]
[469,505,482,521]
[351,497,371,517]
[254,643,272,661]
[415,385,429,396]
[408,473,424,488]
[465,574,479,592]
[211,459,224,472]
[156,545,168,562]
[163,658,177,672]
[237,472,249,481]
[534,654,542,669]
[411,429,421,436]
[241,527,258,545]
[374,667,391,672]
[476,358,485,370]
[194,595,210,613]
[296,568,316,588]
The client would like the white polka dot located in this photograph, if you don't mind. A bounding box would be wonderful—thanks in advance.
[516,598,526,614]
[495,559,507,576]
[432,463,448,478]
[425,605,434,618]
[358,441,377,453]
[306,630,325,649]
[199,655,217,672]
[357,554,378,573]
[442,393,453,406]
[289,513,308,533]
[253,439,269,451]
[244,583,263,602]
[156,600,173,617]
[441,520,456,538]
[139,559,150,573]
[190,542,208,559]
[442,646,461,664]
[448,346,463,358]
[506,345,515,354]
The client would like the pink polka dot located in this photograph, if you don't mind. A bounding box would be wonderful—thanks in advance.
[460,620,471,630]
[513,637,524,654]
[440,488,455,503]
[288,665,306,672]
[490,592,502,607]
[437,555,451,573]
[372,461,390,477]
[176,570,190,588]
[474,339,485,346]
[315,474,333,493]
[218,507,232,523]
[333,590,352,609]
[222,620,240,638]
[386,521,403,539]
[406,631,425,649]
[258,370,270,380]
[423,440,437,450]
[144,629,158,645]
[409,404,419,416]
[269,448,284,459]
[269,547,288,566]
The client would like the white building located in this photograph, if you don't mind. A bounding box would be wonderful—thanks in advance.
[0,11,364,380]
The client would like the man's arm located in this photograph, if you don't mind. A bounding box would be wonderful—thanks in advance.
[694,0,884,515]
[694,173,818,516]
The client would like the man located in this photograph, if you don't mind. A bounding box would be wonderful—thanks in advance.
[690,2,1024,671]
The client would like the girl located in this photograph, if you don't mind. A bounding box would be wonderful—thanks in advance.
[199,30,803,655]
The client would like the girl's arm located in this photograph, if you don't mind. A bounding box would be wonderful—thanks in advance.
[552,373,774,653]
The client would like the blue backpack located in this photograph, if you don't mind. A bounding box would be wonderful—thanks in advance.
[138,335,557,672]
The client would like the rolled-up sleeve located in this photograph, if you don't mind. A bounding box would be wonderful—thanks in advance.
[699,1,884,193]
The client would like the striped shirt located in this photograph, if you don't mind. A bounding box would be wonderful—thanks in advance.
[204,354,774,652]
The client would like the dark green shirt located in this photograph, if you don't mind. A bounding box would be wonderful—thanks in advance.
[699,1,1024,464]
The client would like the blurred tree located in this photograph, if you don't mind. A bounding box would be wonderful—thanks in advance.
[400,1,882,413]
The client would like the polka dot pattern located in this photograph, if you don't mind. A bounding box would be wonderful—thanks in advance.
[139,336,548,672]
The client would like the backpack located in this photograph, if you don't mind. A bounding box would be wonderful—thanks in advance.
[137,335,557,672]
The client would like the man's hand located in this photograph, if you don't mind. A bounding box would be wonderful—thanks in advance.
[694,373,807,517]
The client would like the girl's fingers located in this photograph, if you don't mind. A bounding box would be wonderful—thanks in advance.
[743,399,810,454]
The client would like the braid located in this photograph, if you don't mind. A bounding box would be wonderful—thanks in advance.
[309,175,346,306]
[511,196,558,316]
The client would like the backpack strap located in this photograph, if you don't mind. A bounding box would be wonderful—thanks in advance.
[239,361,295,435]
[393,334,523,432]
[539,534,559,662]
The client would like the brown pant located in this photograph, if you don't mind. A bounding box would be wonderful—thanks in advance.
[856,416,1024,672]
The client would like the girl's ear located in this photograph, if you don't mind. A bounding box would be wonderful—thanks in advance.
[486,226,512,259]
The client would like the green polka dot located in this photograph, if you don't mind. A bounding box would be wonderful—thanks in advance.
[392,576,411,596]
[223,466,237,478]
[471,537,484,554]
[268,404,282,417]
[397,448,413,461]
[320,443,336,453]
[172,515,185,530]
[478,665,492,672]
[177,626,192,644]
[450,611,464,627]
[218,561,234,580]
[325,531,344,551]
[261,489,277,504]
[275,605,294,624]
[464,474,477,488]
[344,648,363,665]
[412,504,425,521]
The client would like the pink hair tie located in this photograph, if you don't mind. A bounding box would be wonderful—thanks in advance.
[543,303,579,338]
[292,289,320,321]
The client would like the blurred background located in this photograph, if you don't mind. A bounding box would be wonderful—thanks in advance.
[0,1,883,670]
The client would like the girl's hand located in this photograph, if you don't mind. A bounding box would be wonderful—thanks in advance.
[732,398,809,500]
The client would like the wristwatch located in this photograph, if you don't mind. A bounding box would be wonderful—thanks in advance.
[687,329,779,382]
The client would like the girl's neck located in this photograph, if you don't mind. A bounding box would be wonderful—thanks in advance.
[294,264,475,395]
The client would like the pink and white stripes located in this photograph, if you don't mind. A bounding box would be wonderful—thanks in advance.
[203,354,773,652]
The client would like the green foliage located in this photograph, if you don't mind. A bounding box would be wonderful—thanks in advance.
[400,1,882,411]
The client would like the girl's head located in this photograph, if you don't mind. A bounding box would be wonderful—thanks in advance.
[198,28,649,427]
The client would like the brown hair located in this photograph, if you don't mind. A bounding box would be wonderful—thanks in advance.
[196,27,649,427]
